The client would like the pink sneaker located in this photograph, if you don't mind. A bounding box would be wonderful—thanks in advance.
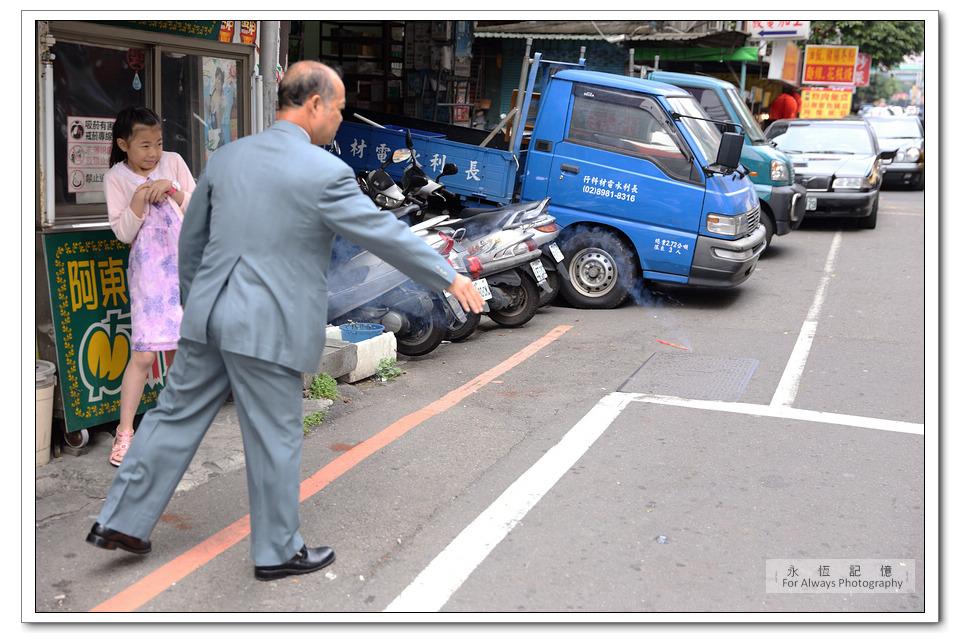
[110,429,134,467]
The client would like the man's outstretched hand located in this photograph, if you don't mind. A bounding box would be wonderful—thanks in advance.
[445,274,486,314]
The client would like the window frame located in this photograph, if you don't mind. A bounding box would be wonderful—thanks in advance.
[564,82,698,184]
[46,21,254,222]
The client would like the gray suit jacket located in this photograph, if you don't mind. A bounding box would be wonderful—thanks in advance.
[178,120,456,373]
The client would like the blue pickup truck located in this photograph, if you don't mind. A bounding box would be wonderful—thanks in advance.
[334,53,766,308]
[647,71,806,249]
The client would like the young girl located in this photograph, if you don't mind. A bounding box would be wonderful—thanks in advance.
[104,106,196,466]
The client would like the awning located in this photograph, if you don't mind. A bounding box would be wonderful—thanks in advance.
[632,46,760,63]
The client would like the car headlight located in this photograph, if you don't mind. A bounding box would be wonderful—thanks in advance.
[706,212,747,236]
[899,147,921,163]
[770,160,788,182]
[832,176,865,190]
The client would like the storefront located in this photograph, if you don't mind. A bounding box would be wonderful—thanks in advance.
[34,20,258,448]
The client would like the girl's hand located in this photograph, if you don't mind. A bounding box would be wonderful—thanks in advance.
[136,180,173,204]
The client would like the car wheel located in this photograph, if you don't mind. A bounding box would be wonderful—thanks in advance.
[559,229,637,309]
[759,209,774,253]
[859,198,879,229]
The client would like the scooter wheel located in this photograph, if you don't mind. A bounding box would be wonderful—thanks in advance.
[396,295,448,357]
[536,255,561,308]
[487,271,540,328]
[445,311,481,342]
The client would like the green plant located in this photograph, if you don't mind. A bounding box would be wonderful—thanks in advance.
[376,357,405,381]
[303,410,327,434]
[309,373,339,400]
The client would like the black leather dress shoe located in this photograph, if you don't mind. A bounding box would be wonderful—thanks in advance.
[86,522,152,554]
[254,546,335,581]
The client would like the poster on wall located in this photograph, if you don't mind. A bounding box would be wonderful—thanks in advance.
[203,57,238,158]
[66,116,114,202]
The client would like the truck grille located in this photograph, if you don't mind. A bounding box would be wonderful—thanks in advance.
[746,205,761,235]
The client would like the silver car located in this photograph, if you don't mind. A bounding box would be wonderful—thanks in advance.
[863,115,925,190]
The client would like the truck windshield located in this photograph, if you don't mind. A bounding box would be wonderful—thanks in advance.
[667,95,721,163]
[723,88,767,144]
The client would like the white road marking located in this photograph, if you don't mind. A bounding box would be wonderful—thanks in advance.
[771,230,842,407]
[383,391,636,613]
[626,393,924,435]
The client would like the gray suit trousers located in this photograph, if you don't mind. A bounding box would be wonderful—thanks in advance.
[98,292,306,566]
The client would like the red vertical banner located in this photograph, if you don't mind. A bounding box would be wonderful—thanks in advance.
[854,53,872,87]
[240,21,257,44]
[218,21,235,43]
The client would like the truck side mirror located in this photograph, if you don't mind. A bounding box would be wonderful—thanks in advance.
[714,130,744,172]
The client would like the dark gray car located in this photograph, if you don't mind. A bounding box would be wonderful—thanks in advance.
[766,119,896,229]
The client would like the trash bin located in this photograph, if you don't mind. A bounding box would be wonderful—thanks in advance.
[35,360,56,467]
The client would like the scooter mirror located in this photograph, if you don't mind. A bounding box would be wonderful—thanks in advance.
[404,175,429,193]
[392,149,412,164]
[439,162,459,178]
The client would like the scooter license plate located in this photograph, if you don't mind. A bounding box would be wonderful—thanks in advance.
[806,196,817,211]
[549,242,564,262]
[473,278,493,300]
[530,259,548,284]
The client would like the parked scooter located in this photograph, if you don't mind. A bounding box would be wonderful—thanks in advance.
[362,137,554,339]
[326,149,463,357]
[394,129,568,308]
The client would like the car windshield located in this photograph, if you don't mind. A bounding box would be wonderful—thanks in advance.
[723,87,767,144]
[866,118,923,138]
[666,95,720,162]
[765,123,874,155]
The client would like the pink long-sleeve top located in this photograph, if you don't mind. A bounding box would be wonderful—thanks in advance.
[104,151,196,244]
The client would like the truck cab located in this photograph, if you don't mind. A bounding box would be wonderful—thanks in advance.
[647,71,806,249]
[517,70,765,307]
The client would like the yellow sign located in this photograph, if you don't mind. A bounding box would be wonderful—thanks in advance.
[800,88,854,119]
[802,45,859,86]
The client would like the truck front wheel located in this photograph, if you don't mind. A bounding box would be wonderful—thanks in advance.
[560,231,637,309]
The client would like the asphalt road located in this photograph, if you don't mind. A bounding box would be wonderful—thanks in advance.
[32,185,930,619]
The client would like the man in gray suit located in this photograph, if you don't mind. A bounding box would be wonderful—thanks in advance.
[86,61,485,581]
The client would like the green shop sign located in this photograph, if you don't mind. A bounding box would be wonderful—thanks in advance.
[43,229,167,433]
[92,20,225,41]
[633,46,759,63]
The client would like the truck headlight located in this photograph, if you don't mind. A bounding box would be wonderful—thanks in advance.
[832,176,865,190]
[770,160,788,182]
[706,212,747,236]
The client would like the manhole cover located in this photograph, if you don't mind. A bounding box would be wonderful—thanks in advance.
[619,352,758,402]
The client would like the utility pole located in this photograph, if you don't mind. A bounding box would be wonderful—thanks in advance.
[261,21,280,129]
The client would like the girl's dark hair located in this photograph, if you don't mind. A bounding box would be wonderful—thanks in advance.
[109,106,161,167]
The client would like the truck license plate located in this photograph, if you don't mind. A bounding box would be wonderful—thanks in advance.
[806,196,817,211]
[549,242,564,262]
[530,259,548,284]
[473,277,492,300]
